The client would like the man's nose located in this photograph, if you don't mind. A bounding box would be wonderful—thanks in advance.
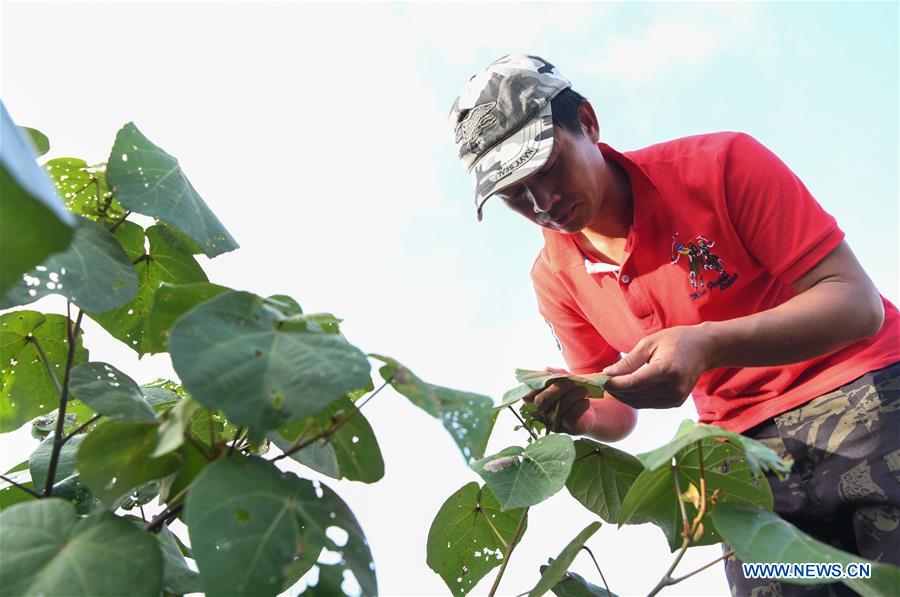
[526,183,559,214]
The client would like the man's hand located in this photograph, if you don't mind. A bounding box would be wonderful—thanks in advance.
[522,367,595,435]
[602,325,717,409]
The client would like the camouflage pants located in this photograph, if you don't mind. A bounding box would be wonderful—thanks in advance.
[722,361,900,597]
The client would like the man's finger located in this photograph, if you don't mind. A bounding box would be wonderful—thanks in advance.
[603,361,663,393]
[602,342,652,376]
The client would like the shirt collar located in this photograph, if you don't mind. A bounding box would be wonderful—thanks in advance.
[541,141,656,274]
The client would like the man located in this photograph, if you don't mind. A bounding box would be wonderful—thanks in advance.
[448,54,899,594]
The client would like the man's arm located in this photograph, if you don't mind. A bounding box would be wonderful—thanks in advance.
[601,240,884,408]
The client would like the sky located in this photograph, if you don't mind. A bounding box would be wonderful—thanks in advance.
[1,2,898,595]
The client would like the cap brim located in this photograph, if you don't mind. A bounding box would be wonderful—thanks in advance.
[469,101,554,221]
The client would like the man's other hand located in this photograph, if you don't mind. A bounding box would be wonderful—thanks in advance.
[522,367,595,435]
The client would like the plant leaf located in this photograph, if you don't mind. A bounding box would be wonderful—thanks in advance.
[537,563,615,596]
[494,383,533,410]
[530,521,602,597]
[0,499,163,596]
[157,525,202,595]
[471,434,576,510]
[515,369,608,398]
[636,419,793,480]
[91,222,209,355]
[0,104,74,295]
[565,439,644,524]
[186,456,376,597]
[270,394,384,483]
[145,281,231,354]
[77,420,182,508]
[170,291,371,432]
[68,362,157,422]
[426,482,527,596]
[106,121,238,257]
[618,438,773,551]
[0,311,89,432]
[29,433,85,491]
[2,217,139,312]
[20,127,49,157]
[711,502,900,595]
[43,158,126,221]
[371,354,495,464]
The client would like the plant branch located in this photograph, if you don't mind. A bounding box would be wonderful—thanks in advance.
[670,548,734,584]
[61,414,101,445]
[507,405,539,442]
[25,335,61,396]
[270,377,392,462]
[574,448,601,465]
[488,507,528,597]
[0,474,41,498]
[108,210,132,233]
[581,545,612,596]
[146,503,184,533]
[43,307,83,497]
[227,426,245,457]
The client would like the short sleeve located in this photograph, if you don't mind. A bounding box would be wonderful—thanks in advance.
[720,133,845,284]
[531,256,620,374]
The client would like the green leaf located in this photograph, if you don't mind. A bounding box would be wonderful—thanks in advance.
[537,564,614,597]
[2,217,139,312]
[372,354,495,464]
[68,362,156,422]
[711,502,900,596]
[29,434,84,490]
[153,397,201,457]
[1,311,89,432]
[158,440,208,504]
[0,467,35,510]
[494,383,533,410]
[471,434,576,510]
[426,482,527,597]
[618,438,773,551]
[516,369,609,398]
[636,419,793,480]
[145,281,230,354]
[0,104,74,296]
[91,222,209,355]
[270,394,384,483]
[169,291,371,431]
[157,525,202,595]
[77,420,182,507]
[530,521,602,597]
[565,439,644,524]
[0,499,163,596]
[43,158,126,221]
[186,456,376,597]
[20,127,50,157]
[106,121,238,257]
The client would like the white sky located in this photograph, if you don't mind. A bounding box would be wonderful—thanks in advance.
[2,2,897,596]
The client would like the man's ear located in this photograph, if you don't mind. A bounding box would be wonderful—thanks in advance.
[578,100,601,143]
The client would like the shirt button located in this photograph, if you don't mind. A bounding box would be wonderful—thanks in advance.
[621,274,631,284]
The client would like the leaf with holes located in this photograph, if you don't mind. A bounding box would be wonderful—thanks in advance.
[145,281,231,354]
[77,420,182,508]
[0,106,75,295]
[618,438,773,551]
[471,434,576,510]
[637,419,793,480]
[427,482,527,597]
[372,354,495,464]
[565,439,644,524]
[68,362,156,422]
[711,502,900,595]
[530,521,602,597]
[169,291,371,431]
[91,222,208,355]
[44,158,126,222]
[186,456,376,597]
[1,217,138,312]
[106,121,238,257]
[270,394,384,483]
[0,499,163,596]
[0,311,89,432]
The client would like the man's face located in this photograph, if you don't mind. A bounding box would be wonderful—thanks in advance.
[494,122,606,234]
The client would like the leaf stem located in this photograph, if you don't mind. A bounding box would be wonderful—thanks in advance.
[669,548,734,584]
[227,426,245,457]
[507,406,539,442]
[477,507,510,550]
[581,545,612,596]
[488,506,528,597]
[270,377,391,462]
[43,307,83,497]
[146,484,191,533]
[0,474,41,498]
[574,448,601,465]
[671,459,690,539]
[184,433,213,461]
[25,335,61,396]
[61,414,101,445]
[108,210,132,233]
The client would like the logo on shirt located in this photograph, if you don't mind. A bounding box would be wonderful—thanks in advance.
[670,233,738,300]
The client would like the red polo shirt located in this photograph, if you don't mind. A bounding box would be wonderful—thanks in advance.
[531,132,900,434]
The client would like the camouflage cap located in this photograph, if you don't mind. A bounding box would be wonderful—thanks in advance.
[448,54,571,221]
